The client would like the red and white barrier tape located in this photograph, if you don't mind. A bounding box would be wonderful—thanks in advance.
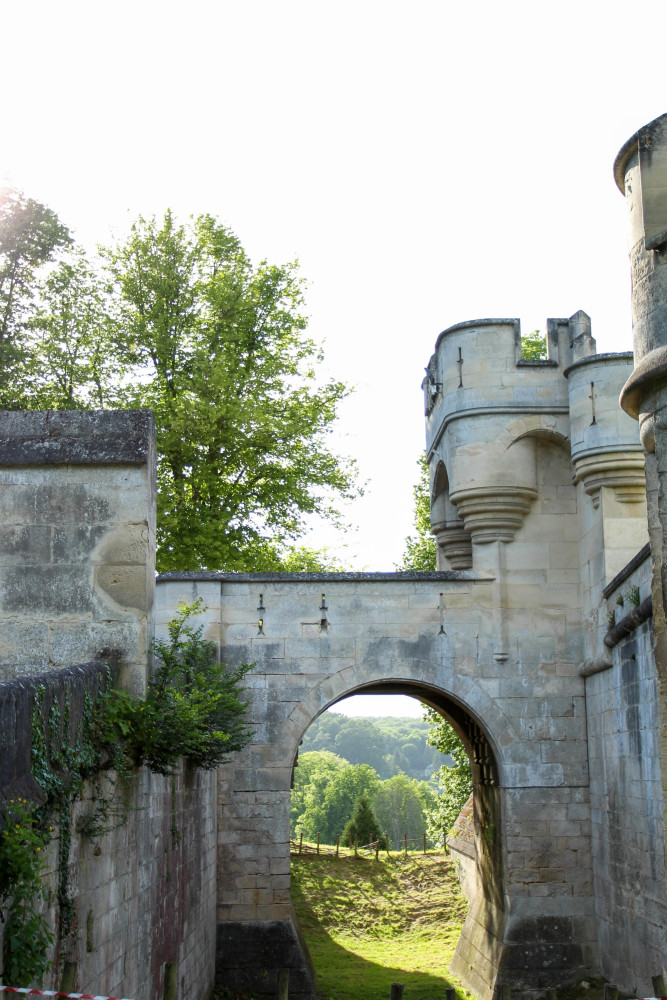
[0,990,134,999]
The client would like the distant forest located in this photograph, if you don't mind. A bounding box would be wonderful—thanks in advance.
[300,713,450,782]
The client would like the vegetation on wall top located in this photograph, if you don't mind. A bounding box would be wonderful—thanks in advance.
[0,600,251,986]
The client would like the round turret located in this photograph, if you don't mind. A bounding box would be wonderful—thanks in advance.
[615,112,667,448]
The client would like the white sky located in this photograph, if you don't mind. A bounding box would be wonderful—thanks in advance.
[2,0,666,581]
[330,693,425,718]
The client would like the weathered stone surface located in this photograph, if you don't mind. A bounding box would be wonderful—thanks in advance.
[0,410,156,692]
[0,661,217,1000]
[215,919,315,1000]
[0,410,155,465]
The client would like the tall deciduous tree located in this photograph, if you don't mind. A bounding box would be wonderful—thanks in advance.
[101,211,358,571]
[0,188,72,402]
[291,750,348,838]
[1,200,357,571]
[26,249,114,409]
[295,761,381,844]
[372,772,435,849]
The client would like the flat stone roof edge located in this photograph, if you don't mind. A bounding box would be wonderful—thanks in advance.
[157,570,490,583]
[0,410,155,465]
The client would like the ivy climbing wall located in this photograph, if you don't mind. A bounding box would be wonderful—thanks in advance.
[0,660,217,997]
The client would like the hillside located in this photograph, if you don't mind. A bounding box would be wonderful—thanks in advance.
[290,851,472,1000]
[300,714,450,781]
[289,851,609,1000]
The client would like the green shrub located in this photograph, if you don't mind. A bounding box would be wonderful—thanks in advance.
[96,599,253,776]
[0,797,54,984]
[0,599,252,985]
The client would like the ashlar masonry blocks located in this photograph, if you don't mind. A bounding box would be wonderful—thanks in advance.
[0,411,156,693]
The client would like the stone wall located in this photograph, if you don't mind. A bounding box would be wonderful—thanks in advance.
[0,411,217,1000]
[0,661,217,1000]
[0,411,156,694]
[155,569,599,1000]
[585,550,667,993]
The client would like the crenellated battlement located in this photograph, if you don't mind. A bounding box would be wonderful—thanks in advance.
[423,311,598,441]
[423,312,645,591]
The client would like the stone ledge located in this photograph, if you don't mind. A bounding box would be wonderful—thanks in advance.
[158,569,494,583]
[0,410,155,466]
[602,543,651,599]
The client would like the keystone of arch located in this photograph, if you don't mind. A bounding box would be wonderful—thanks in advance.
[278,657,519,785]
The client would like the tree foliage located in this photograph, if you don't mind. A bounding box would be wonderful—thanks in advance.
[291,750,348,839]
[520,328,547,360]
[292,754,380,842]
[96,599,253,775]
[300,711,448,780]
[342,795,385,848]
[423,709,472,841]
[373,773,436,849]
[291,743,441,846]
[0,188,72,403]
[397,454,436,571]
[26,249,112,409]
[0,199,358,571]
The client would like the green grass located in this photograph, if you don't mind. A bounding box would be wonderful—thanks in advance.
[291,850,474,1000]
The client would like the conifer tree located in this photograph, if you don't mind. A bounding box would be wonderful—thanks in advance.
[342,795,385,848]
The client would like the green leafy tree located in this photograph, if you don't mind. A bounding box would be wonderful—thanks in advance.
[296,762,380,844]
[101,211,358,571]
[342,795,385,847]
[423,708,473,842]
[97,599,253,774]
[0,798,53,985]
[0,188,72,402]
[23,249,114,409]
[520,328,547,360]
[1,203,357,571]
[291,750,348,838]
[300,711,451,781]
[397,454,436,571]
[373,773,436,849]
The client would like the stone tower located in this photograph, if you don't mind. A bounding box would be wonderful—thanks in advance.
[616,111,667,873]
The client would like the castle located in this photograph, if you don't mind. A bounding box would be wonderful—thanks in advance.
[1,115,666,1000]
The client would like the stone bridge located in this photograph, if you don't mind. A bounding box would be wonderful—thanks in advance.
[155,566,593,1000]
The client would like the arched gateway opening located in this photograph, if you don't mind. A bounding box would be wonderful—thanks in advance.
[283,679,505,1000]
[156,572,596,1000]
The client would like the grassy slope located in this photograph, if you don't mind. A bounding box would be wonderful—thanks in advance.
[291,851,475,1000]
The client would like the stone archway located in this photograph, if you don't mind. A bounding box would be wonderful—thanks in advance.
[156,572,598,1000]
[286,675,507,1000]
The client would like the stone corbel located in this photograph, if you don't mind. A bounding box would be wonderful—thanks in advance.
[449,486,538,544]
[431,519,473,570]
[572,452,646,509]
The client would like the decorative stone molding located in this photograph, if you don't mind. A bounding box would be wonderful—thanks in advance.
[572,452,647,508]
[432,520,473,569]
[449,486,537,543]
